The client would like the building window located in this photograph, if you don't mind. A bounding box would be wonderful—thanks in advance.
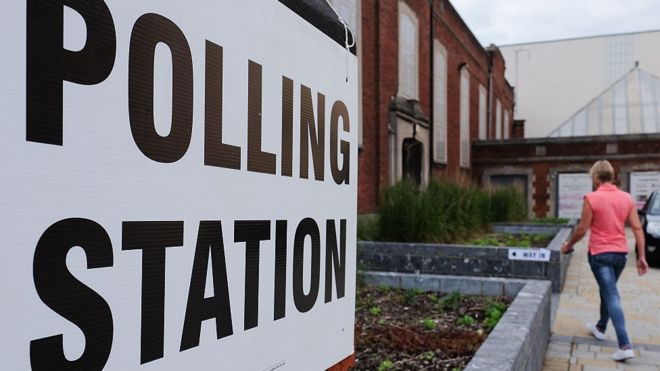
[495,99,502,139]
[398,2,418,100]
[478,85,487,140]
[459,67,470,168]
[433,40,447,163]
[504,109,510,139]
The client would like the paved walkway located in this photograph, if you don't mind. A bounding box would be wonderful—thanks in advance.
[543,229,660,370]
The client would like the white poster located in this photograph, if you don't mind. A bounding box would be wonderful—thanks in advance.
[630,171,660,209]
[557,173,592,218]
[1,1,358,370]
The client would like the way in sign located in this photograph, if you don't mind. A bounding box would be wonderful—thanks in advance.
[508,248,551,262]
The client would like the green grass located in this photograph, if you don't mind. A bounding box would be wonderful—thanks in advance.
[467,233,553,248]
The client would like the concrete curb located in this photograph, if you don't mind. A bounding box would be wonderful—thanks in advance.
[360,272,552,371]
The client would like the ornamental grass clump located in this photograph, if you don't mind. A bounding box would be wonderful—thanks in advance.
[376,180,525,243]
[489,187,527,222]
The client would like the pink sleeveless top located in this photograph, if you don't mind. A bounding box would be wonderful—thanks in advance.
[584,183,634,255]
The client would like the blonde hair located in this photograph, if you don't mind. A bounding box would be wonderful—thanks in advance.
[589,160,615,182]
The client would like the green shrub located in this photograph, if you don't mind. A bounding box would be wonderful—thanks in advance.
[490,187,527,222]
[377,180,526,243]
[378,181,431,242]
[357,214,380,241]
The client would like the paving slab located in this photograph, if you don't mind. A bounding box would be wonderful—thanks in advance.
[543,229,660,371]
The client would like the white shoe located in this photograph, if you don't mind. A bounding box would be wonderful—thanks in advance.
[612,348,635,362]
[586,323,606,340]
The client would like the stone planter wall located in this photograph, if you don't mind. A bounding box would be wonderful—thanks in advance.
[492,218,577,233]
[361,272,552,371]
[357,226,572,293]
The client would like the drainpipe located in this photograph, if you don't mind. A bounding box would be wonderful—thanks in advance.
[487,51,493,139]
[428,0,434,183]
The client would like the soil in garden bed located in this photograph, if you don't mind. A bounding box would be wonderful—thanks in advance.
[465,232,554,248]
[354,285,511,371]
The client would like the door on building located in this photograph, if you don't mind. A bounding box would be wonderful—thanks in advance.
[490,175,528,212]
[402,137,423,187]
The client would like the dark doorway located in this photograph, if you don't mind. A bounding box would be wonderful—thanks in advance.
[490,174,528,212]
[402,138,423,187]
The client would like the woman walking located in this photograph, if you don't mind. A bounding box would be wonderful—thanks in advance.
[561,160,649,361]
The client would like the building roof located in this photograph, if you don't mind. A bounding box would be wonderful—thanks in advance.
[548,67,660,138]
[499,28,660,48]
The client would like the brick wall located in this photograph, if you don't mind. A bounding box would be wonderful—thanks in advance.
[473,133,660,217]
[358,0,515,212]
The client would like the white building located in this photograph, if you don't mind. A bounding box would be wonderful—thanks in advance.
[500,29,660,138]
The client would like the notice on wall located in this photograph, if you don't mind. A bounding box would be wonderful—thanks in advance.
[557,173,592,218]
[0,1,357,370]
[508,248,551,262]
[630,171,660,209]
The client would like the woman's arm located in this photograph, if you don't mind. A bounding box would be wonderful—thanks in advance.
[561,199,592,254]
[628,206,648,276]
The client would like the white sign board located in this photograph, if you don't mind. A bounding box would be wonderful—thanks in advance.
[557,173,592,218]
[1,1,358,370]
[508,248,551,262]
[630,171,660,209]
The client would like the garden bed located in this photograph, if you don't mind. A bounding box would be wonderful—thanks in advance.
[359,272,553,371]
[465,232,553,248]
[357,225,572,293]
[354,285,511,371]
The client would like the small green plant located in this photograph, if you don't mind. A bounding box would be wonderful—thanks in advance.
[402,288,421,305]
[422,318,437,330]
[484,302,506,329]
[379,285,391,293]
[457,314,476,326]
[364,295,375,308]
[378,359,394,371]
[368,306,382,316]
[452,367,463,371]
[441,291,463,311]
[419,351,435,361]
[378,318,386,325]
[427,293,439,303]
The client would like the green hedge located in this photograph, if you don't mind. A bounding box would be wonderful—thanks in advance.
[369,180,526,243]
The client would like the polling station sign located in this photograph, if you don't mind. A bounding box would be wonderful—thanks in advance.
[1,0,358,369]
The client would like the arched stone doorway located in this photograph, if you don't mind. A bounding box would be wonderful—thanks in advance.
[402,137,423,187]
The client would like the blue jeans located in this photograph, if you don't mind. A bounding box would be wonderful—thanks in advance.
[588,252,631,348]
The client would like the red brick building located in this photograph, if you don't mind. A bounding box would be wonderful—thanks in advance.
[473,134,660,218]
[332,0,515,212]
